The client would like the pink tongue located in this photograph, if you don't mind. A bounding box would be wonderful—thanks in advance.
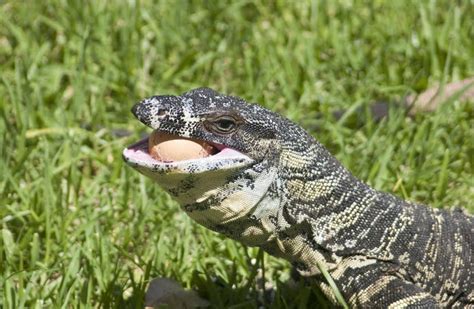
[123,143,245,167]
[216,147,244,157]
[124,147,159,164]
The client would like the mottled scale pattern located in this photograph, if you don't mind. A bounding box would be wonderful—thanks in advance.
[125,88,474,308]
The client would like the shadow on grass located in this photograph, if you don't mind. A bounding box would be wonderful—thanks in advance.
[108,270,333,308]
[190,270,332,308]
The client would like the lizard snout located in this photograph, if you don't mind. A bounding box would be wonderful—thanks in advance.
[131,102,141,118]
[131,95,180,128]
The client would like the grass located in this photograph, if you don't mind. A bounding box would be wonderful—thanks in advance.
[1,0,473,307]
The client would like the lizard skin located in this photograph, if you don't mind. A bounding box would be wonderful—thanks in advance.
[123,88,474,308]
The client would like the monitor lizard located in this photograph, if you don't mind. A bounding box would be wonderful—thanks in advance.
[123,88,473,308]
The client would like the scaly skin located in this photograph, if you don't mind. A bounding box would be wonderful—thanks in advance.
[123,88,474,308]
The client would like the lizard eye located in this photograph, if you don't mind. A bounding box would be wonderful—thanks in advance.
[210,116,237,134]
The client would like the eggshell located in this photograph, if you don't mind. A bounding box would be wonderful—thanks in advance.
[148,131,214,161]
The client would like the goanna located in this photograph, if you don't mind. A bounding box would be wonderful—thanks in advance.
[123,88,473,308]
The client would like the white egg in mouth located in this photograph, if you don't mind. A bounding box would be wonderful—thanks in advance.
[122,130,254,174]
[148,131,217,162]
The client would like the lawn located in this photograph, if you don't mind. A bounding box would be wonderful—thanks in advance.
[1,0,473,308]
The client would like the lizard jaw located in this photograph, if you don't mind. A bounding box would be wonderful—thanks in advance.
[122,134,254,175]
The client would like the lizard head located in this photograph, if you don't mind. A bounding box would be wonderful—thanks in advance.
[122,87,314,244]
[123,88,286,178]
[125,87,282,163]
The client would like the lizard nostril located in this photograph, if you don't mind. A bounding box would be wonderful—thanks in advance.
[157,109,167,117]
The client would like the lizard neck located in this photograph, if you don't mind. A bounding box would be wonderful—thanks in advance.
[272,139,418,274]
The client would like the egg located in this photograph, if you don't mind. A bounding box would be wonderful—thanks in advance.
[148,130,215,162]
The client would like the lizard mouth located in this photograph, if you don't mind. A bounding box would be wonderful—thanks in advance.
[122,131,254,174]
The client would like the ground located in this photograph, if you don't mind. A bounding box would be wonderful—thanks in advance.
[0,1,473,307]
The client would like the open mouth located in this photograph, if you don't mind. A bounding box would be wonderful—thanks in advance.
[122,130,253,173]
